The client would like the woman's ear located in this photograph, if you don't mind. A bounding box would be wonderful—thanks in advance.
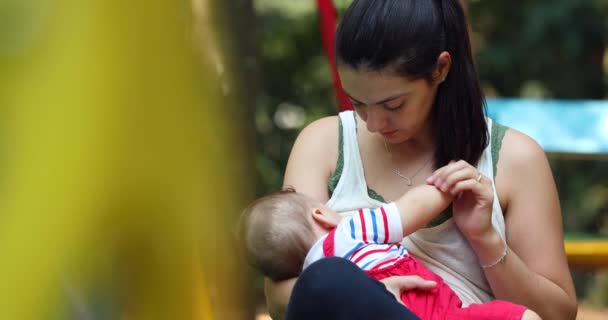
[434,51,452,83]
[311,208,339,230]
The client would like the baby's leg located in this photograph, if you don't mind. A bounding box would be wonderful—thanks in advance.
[521,309,542,320]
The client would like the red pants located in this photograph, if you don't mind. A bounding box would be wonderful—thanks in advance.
[367,256,527,320]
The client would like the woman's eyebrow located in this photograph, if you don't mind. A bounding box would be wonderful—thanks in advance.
[343,91,409,105]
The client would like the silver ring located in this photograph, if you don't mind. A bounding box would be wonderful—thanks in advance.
[476,173,482,182]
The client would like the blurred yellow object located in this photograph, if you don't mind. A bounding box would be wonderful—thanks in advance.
[565,240,608,270]
[0,0,249,319]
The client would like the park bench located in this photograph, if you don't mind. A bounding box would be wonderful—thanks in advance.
[487,98,608,269]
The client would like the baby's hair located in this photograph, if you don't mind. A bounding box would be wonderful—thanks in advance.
[237,187,317,281]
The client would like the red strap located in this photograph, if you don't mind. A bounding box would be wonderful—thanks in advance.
[316,0,353,111]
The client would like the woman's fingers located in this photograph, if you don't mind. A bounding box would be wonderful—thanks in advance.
[427,160,461,184]
[380,275,437,293]
[440,168,478,192]
[450,178,484,196]
[427,160,483,193]
[427,160,470,185]
[379,275,437,306]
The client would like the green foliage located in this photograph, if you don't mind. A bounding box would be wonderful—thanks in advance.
[469,0,607,98]
[550,158,608,232]
[254,2,336,194]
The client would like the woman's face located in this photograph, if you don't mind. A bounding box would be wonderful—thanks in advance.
[339,67,439,144]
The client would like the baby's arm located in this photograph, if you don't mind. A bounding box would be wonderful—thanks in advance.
[393,185,453,236]
[334,186,452,248]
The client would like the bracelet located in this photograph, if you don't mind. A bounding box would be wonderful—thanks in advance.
[481,241,508,269]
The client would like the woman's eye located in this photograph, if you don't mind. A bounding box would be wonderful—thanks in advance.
[385,102,404,111]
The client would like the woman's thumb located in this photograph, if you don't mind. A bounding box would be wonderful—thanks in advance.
[390,275,437,290]
[416,279,438,289]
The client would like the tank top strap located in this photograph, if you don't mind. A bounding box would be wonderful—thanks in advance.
[490,120,508,179]
[326,111,383,213]
[477,118,495,180]
[337,111,364,188]
[477,118,507,240]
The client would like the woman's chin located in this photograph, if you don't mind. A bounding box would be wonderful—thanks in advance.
[382,133,409,145]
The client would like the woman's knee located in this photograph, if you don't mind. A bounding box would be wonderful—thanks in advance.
[294,257,360,297]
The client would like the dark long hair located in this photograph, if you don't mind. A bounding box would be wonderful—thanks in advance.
[336,0,488,167]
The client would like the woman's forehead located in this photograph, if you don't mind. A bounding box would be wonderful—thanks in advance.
[339,67,421,101]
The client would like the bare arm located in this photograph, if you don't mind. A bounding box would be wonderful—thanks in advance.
[282,117,338,202]
[265,116,339,319]
[484,129,577,319]
[393,185,452,236]
[427,129,576,319]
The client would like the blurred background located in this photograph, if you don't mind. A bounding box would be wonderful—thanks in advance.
[0,0,607,319]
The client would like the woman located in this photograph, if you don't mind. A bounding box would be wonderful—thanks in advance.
[266,0,577,319]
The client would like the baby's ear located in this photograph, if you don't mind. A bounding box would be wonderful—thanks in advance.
[311,208,339,229]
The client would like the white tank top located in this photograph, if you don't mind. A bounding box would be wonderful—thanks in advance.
[326,111,506,306]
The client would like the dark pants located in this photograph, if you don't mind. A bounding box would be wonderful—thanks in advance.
[285,257,420,320]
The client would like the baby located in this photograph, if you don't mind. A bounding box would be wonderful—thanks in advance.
[239,185,540,320]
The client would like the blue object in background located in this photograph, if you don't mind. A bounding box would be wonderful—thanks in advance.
[486,98,608,155]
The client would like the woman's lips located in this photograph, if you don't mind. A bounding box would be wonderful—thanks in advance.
[381,130,398,138]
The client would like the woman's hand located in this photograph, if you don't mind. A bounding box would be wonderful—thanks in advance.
[379,275,437,305]
[426,160,495,241]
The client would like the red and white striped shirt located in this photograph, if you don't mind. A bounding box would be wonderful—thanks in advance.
[303,202,407,271]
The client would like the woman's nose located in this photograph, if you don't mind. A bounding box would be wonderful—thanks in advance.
[365,108,386,133]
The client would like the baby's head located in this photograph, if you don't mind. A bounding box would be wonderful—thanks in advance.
[238,188,339,281]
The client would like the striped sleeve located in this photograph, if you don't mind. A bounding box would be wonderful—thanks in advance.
[379,203,404,243]
[333,216,365,258]
[335,204,404,248]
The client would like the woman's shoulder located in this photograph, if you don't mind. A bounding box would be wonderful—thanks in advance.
[302,115,339,132]
[494,127,551,206]
[284,115,340,200]
[499,127,547,168]
[294,115,340,149]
